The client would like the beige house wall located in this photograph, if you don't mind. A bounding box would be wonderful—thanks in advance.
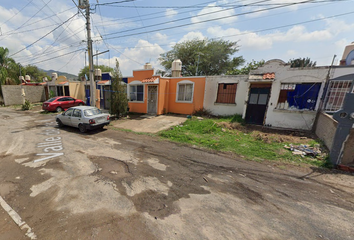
[69,81,85,101]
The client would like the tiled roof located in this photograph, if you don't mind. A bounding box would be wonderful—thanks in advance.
[97,80,110,85]
[142,77,158,83]
[58,81,68,85]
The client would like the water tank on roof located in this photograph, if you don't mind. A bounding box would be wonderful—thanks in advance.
[95,68,102,77]
[52,73,58,79]
[19,76,24,83]
[172,59,182,71]
[144,63,152,69]
[25,75,30,81]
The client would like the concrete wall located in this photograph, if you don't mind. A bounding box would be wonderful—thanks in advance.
[249,60,328,130]
[315,112,354,165]
[1,85,45,106]
[204,75,248,116]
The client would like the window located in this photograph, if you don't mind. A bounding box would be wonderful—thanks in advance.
[177,82,194,102]
[216,83,237,104]
[72,109,82,118]
[324,80,352,113]
[64,108,74,116]
[84,108,101,116]
[277,83,321,110]
[129,85,144,102]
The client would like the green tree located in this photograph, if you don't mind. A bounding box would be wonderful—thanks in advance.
[226,60,265,75]
[110,60,128,118]
[0,47,17,97]
[159,38,245,76]
[22,65,50,82]
[288,57,316,68]
[78,65,114,80]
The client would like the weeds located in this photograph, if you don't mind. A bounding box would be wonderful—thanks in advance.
[22,99,32,111]
[159,117,328,167]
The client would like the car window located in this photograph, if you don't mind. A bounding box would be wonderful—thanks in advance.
[72,109,82,118]
[46,97,58,102]
[84,108,101,116]
[58,98,67,102]
[64,108,74,116]
[67,97,74,101]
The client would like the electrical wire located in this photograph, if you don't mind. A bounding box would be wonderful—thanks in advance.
[10,13,79,57]
[29,48,85,65]
[0,0,35,27]
[102,0,270,37]
[100,0,318,40]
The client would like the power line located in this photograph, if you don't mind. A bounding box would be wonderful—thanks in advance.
[100,0,318,40]
[0,0,35,27]
[102,0,271,38]
[10,13,79,57]
[29,48,85,65]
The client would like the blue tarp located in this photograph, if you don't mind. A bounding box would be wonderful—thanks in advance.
[287,83,321,110]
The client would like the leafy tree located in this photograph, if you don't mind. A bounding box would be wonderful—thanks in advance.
[159,38,245,76]
[78,65,114,80]
[110,60,128,118]
[22,65,50,82]
[288,57,316,68]
[226,60,265,75]
[0,47,17,97]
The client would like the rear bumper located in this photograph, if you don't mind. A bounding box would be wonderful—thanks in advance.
[83,122,110,130]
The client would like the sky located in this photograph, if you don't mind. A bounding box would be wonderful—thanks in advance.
[0,0,354,77]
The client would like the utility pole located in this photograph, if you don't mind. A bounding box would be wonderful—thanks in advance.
[86,2,95,107]
[79,0,95,107]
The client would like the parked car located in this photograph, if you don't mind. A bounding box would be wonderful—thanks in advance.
[42,96,85,112]
[56,106,110,133]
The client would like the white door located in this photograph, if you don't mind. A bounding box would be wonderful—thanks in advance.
[147,86,158,114]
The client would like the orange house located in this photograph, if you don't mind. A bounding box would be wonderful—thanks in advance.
[127,66,205,115]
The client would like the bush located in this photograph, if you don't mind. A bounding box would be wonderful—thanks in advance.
[22,99,32,111]
[192,108,212,117]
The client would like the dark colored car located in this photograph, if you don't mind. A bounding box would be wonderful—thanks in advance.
[42,96,85,112]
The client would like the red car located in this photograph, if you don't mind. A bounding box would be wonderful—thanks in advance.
[42,96,85,112]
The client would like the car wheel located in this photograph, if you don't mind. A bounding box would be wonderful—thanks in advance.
[56,119,64,127]
[79,124,87,133]
[78,103,84,106]
[56,107,63,112]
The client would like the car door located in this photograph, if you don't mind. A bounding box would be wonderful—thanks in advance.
[66,97,76,108]
[61,108,74,126]
[70,109,82,127]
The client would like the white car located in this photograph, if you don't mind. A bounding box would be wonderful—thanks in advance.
[56,106,110,133]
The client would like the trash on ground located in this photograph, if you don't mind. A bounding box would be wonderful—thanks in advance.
[284,144,322,157]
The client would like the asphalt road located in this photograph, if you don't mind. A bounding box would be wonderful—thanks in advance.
[0,107,353,240]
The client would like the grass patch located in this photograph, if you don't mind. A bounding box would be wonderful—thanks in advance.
[159,116,329,167]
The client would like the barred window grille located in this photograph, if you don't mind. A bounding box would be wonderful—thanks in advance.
[323,80,352,112]
[216,83,237,104]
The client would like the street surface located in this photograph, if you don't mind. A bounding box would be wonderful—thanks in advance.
[0,107,353,240]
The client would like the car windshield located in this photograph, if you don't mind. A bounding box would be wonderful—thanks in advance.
[84,108,101,116]
[46,97,58,102]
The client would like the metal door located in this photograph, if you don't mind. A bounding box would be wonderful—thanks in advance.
[245,86,271,125]
[148,86,158,114]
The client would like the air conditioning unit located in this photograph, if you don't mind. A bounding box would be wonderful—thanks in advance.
[78,0,89,9]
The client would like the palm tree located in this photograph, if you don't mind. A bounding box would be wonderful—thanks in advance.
[288,57,316,68]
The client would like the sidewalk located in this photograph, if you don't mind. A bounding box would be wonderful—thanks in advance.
[112,114,188,133]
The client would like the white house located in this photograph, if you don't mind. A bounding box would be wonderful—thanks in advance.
[204,59,329,130]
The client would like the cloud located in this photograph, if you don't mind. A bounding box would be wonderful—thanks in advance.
[178,31,205,43]
[190,3,237,27]
[99,40,165,76]
[165,8,178,18]
[207,26,273,50]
